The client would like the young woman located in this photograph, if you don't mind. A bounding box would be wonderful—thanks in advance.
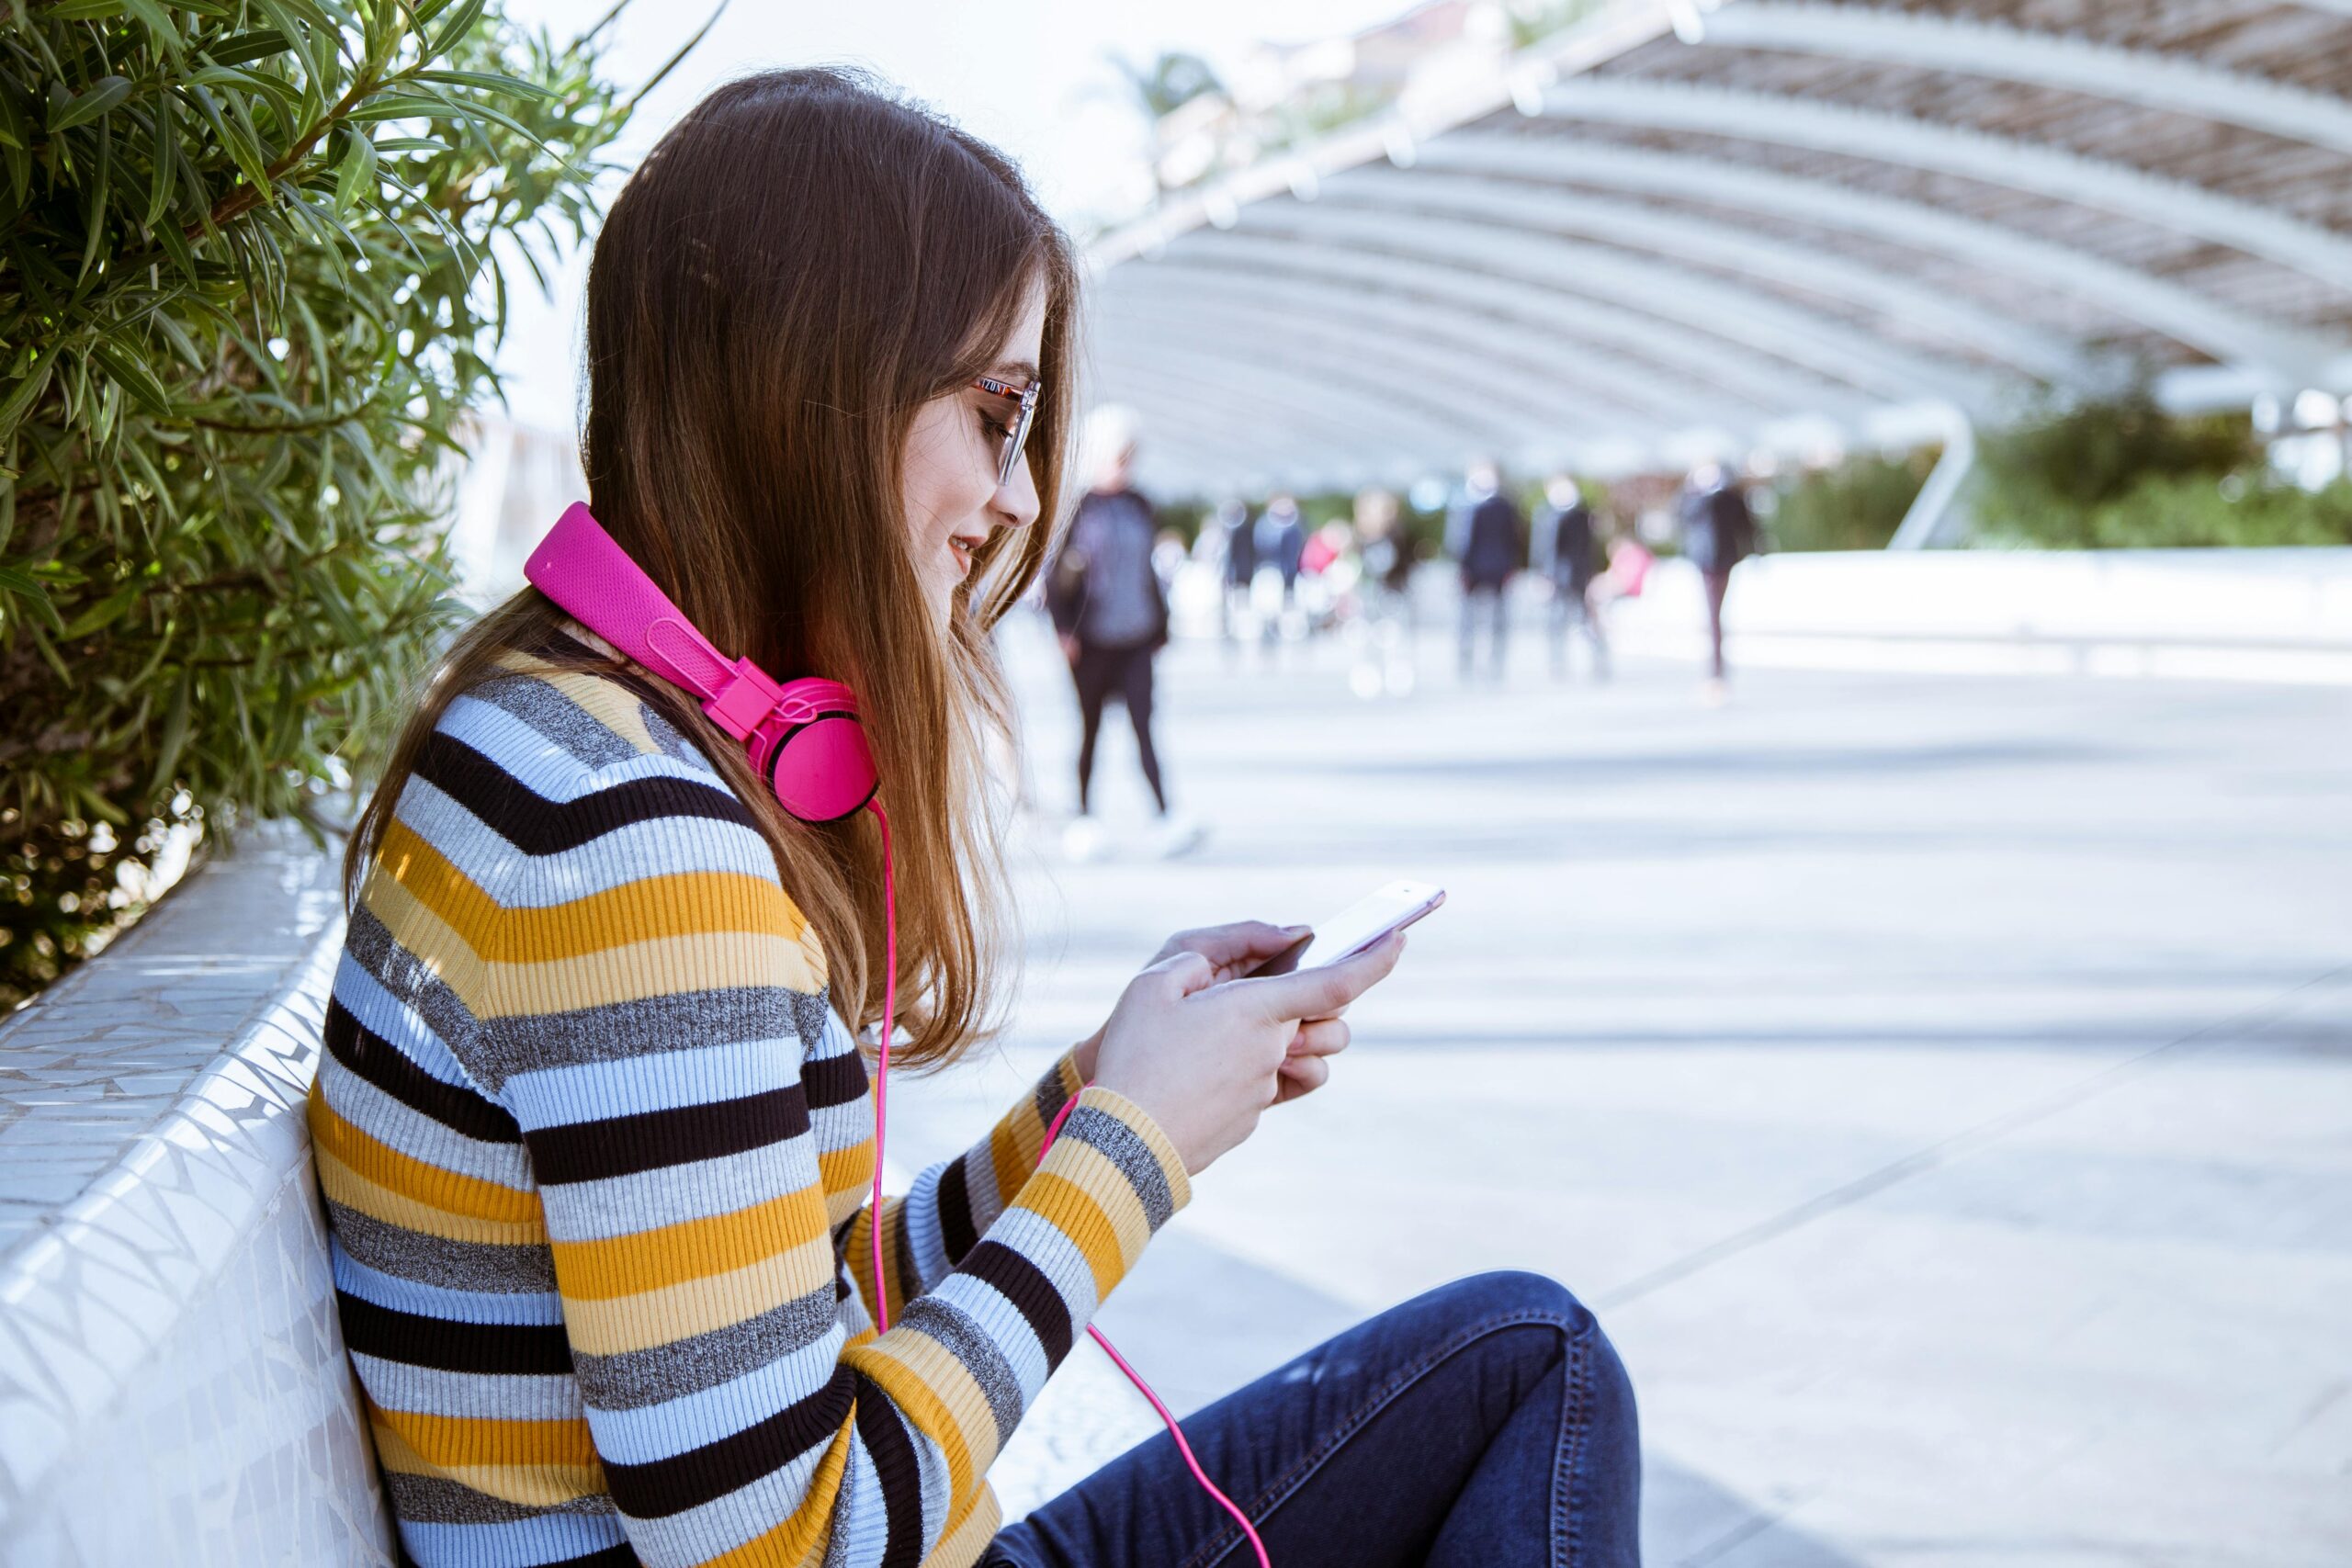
[310,68,1638,1568]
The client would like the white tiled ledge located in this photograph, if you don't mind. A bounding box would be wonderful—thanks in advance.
[0,821,396,1564]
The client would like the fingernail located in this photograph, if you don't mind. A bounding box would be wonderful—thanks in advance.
[1285,923,1312,935]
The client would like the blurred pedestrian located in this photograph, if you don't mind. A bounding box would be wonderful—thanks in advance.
[1535,474,1609,682]
[1214,497,1254,657]
[1447,458,1526,682]
[1350,486,1418,699]
[1252,492,1306,662]
[1046,407,1202,859]
[1676,461,1757,701]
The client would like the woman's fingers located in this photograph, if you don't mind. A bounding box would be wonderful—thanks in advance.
[1162,919,1310,979]
[1272,1052,1329,1104]
[1237,929,1405,1022]
[1286,1016,1350,1058]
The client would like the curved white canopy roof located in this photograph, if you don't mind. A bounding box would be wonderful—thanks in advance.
[1085,0,2352,501]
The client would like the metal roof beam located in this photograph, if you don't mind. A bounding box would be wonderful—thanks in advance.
[1412,132,2339,383]
[1101,241,1877,422]
[1088,355,1420,478]
[1701,2,2352,159]
[1540,76,2352,293]
[1100,311,1652,446]
[1097,269,1769,431]
[1318,162,2086,380]
[1204,204,2005,408]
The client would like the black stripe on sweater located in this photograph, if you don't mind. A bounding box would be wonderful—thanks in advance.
[544,1547,640,1568]
[335,1290,574,1375]
[936,1155,978,1271]
[599,1362,856,1519]
[526,1084,810,1186]
[415,729,753,856]
[325,998,522,1145]
[853,1370,928,1568]
[959,1240,1073,1369]
[801,1049,868,1111]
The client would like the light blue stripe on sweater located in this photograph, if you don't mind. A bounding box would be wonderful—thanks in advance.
[334,952,478,1090]
[502,1035,802,1129]
[333,1246,565,1325]
[397,771,774,908]
[400,1509,628,1568]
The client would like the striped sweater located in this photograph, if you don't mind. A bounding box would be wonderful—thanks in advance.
[307,627,1193,1568]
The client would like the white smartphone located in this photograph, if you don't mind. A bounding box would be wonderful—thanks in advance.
[1243,880,1446,978]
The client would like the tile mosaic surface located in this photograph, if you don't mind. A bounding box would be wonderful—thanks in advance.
[0,824,396,1565]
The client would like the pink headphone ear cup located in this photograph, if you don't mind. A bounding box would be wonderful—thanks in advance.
[766,713,878,823]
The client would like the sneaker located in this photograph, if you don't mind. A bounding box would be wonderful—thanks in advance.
[1062,816,1109,863]
[1150,811,1207,860]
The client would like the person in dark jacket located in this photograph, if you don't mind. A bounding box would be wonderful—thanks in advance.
[1676,460,1758,696]
[1045,411,1200,858]
[1250,493,1306,662]
[1446,458,1526,682]
[1215,497,1255,656]
[1535,473,1608,682]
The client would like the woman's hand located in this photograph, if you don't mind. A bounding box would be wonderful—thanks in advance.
[1088,931,1405,1177]
[1070,921,1310,1080]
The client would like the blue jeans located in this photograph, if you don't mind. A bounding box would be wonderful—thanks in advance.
[981,1270,1641,1567]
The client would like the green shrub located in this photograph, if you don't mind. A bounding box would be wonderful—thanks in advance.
[1762,449,1934,552]
[0,0,685,1008]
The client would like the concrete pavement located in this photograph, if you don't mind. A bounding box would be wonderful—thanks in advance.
[880,602,2352,1567]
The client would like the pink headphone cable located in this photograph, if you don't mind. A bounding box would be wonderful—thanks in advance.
[864,801,1272,1568]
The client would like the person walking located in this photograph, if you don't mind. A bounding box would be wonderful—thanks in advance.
[1535,473,1609,682]
[1252,491,1306,663]
[1677,460,1758,701]
[309,69,1637,1568]
[1215,496,1255,658]
[1447,458,1527,682]
[1046,407,1201,861]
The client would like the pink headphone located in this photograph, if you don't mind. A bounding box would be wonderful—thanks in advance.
[526,502,879,823]
[525,503,1272,1567]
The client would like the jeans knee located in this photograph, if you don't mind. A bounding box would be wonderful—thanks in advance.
[1450,1269,1596,1335]
[1449,1272,1634,1413]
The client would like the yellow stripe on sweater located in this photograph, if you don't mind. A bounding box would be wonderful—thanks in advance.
[557,1233,838,1356]
[379,815,806,960]
[369,1414,606,1508]
[1015,1168,1126,1301]
[374,1404,600,1469]
[549,1185,831,1300]
[307,1097,538,1224]
[313,1139,548,1247]
[360,864,822,1019]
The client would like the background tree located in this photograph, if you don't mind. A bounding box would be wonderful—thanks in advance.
[0,0,705,1007]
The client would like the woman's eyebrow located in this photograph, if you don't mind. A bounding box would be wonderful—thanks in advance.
[989,358,1040,384]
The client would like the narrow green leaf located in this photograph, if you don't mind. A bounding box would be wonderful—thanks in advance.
[202,29,293,68]
[121,0,186,58]
[88,340,177,419]
[61,582,141,640]
[411,70,556,101]
[147,672,194,796]
[425,0,490,62]
[142,96,175,228]
[332,128,377,215]
[50,76,134,134]
[0,564,66,637]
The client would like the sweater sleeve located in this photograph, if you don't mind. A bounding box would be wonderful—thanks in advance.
[481,758,1191,1568]
[842,1047,1089,1313]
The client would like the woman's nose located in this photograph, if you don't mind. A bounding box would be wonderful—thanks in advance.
[993,455,1041,531]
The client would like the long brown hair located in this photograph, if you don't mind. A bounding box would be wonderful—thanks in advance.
[344,67,1081,1073]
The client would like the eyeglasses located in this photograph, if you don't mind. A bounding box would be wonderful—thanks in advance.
[973,374,1042,490]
